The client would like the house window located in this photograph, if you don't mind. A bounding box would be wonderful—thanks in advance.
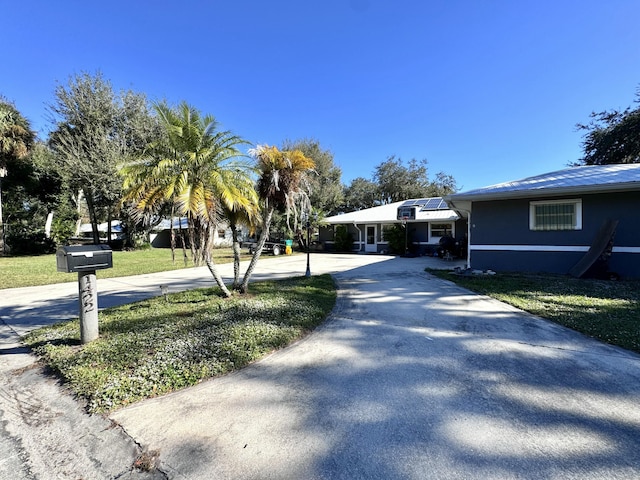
[217,229,226,239]
[529,199,582,231]
[430,223,453,239]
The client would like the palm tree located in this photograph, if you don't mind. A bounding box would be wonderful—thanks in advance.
[239,145,315,293]
[218,166,260,290]
[122,101,253,297]
[0,99,35,254]
[223,201,259,290]
[0,101,34,164]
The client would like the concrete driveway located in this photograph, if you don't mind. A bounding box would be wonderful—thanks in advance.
[2,253,640,479]
[112,255,640,479]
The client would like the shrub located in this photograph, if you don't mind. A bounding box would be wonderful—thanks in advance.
[6,225,56,255]
[334,225,353,252]
[383,224,408,254]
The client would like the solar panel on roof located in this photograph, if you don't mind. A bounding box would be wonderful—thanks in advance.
[419,197,448,210]
[423,198,440,209]
[400,197,450,210]
[400,199,426,207]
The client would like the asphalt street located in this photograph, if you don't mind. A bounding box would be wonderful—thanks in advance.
[2,253,640,479]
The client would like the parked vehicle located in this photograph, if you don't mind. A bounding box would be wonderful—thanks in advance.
[244,240,286,256]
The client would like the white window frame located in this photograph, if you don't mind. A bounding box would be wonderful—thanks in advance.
[429,222,454,242]
[529,199,582,231]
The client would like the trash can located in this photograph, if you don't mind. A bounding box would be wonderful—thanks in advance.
[285,239,293,255]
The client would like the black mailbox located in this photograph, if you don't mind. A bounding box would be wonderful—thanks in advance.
[56,244,113,273]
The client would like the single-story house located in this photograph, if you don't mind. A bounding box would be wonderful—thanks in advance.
[150,217,243,248]
[320,197,468,255]
[77,220,125,241]
[444,163,640,279]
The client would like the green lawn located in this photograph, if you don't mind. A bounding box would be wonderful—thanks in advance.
[25,274,336,413]
[17,249,639,414]
[0,247,251,289]
[428,270,640,354]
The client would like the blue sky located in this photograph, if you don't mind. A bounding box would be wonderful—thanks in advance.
[3,1,640,192]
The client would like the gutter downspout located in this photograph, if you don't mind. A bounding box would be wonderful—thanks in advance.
[448,200,472,269]
[353,222,362,253]
[465,209,471,268]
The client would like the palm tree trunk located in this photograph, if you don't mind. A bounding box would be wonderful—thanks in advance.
[176,216,188,266]
[205,249,232,297]
[170,209,176,264]
[239,207,274,293]
[230,223,241,289]
[187,217,198,266]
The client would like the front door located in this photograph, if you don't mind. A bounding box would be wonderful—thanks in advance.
[365,225,377,253]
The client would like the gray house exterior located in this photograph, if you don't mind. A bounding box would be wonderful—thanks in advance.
[320,198,467,255]
[445,164,640,279]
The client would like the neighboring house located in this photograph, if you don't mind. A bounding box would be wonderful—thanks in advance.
[445,163,640,279]
[77,220,125,242]
[149,218,243,248]
[320,197,467,254]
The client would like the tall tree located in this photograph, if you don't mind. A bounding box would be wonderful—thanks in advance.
[374,156,457,204]
[576,90,640,165]
[0,98,34,168]
[239,145,314,293]
[122,101,252,297]
[2,141,75,253]
[49,72,157,244]
[282,139,343,215]
[0,99,36,253]
[342,177,380,211]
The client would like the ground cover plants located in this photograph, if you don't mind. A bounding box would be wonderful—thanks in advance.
[0,247,251,289]
[25,274,336,413]
[428,270,640,354]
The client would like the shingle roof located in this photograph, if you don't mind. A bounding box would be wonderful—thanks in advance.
[447,164,640,201]
[323,198,459,224]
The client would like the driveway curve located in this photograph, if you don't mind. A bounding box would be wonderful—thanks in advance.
[110,256,640,480]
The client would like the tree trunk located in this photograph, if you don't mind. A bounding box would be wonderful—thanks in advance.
[187,217,198,266]
[170,209,176,264]
[176,215,188,266]
[296,229,307,250]
[205,249,231,297]
[239,207,274,293]
[85,191,101,244]
[230,222,241,289]
[107,210,113,247]
[179,230,188,266]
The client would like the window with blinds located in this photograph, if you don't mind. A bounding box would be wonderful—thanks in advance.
[529,199,582,231]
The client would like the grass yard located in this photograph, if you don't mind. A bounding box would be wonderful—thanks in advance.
[0,247,251,289]
[428,269,640,354]
[25,274,336,413]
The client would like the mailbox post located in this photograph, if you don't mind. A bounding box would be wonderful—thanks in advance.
[56,245,113,344]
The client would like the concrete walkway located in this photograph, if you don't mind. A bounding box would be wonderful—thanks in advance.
[2,253,640,479]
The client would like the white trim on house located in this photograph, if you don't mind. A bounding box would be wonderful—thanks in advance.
[470,245,589,252]
[323,200,459,224]
[469,244,640,254]
[614,247,640,253]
